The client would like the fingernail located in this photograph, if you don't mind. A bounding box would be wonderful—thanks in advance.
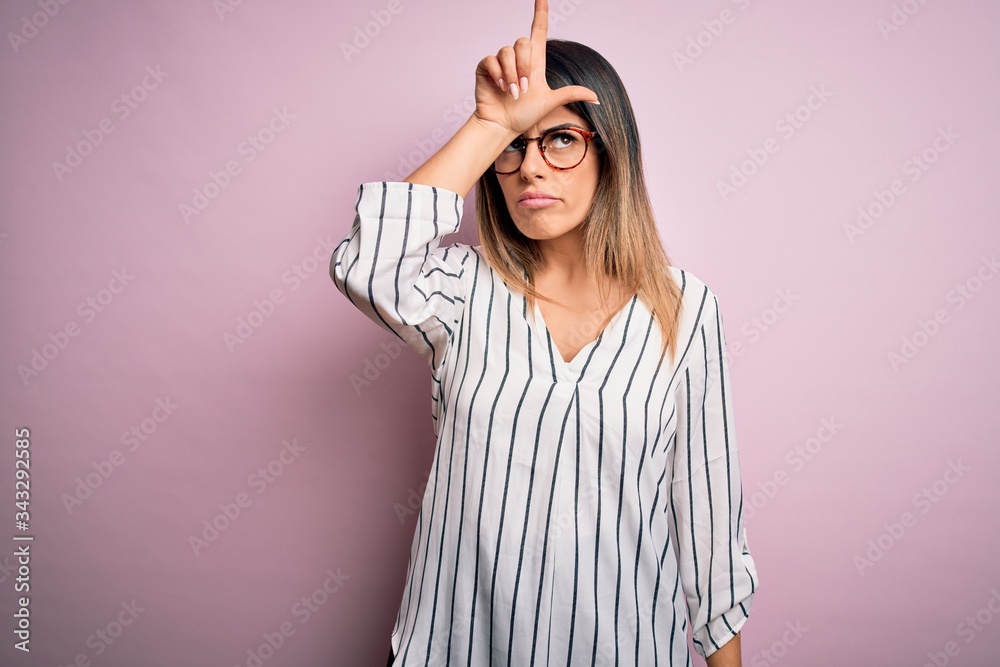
[588,99,601,105]
[510,82,519,100]
[498,78,506,90]
[520,76,529,94]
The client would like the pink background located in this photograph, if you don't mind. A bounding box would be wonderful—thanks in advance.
[2,1,998,665]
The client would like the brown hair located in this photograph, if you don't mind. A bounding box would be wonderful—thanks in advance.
[474,39,684,365]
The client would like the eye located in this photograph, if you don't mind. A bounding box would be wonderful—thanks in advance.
[502,137,527,152]
[549,131,579,147]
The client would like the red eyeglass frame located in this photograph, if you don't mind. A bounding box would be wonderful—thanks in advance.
[491,126,600,175]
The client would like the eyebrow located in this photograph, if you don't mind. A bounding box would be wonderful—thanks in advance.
[520,122,588,137]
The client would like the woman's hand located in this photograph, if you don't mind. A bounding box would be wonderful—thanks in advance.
[402,0,597,198]
[472,0,599,137]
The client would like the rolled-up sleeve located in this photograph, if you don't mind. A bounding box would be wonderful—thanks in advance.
[330,181,469,374]
[667,286,759,659]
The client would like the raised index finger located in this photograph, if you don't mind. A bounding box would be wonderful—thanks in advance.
[529,0,548,71]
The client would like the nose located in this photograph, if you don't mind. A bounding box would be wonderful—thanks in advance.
[519,139,549,178]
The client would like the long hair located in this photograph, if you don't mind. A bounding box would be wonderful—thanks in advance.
[474,39,684,366]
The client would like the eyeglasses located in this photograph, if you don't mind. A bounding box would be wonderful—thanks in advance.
[491,126,599,175]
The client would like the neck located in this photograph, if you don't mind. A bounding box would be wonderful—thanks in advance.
[532,230,626,310]
[535,227,590,285]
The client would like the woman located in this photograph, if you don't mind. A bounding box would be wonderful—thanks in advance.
[331,1,759,665]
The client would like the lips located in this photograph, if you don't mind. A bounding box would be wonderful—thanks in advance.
[518,191,558,202]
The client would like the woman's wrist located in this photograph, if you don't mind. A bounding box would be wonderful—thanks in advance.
[403,114,518,200]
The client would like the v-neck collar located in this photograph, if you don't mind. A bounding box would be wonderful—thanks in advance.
[527,293,638,382]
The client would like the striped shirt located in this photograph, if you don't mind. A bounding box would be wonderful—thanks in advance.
[331,181,759,666]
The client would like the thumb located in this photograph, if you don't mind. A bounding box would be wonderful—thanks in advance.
[550,84,600,107]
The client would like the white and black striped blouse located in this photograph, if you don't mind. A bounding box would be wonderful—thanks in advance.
[331,181,759,666]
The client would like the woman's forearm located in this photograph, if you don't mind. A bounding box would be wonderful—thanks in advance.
[403,115,517,200]
[705,632,742,667]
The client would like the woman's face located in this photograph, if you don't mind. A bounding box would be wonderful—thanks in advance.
[495,106,600,244]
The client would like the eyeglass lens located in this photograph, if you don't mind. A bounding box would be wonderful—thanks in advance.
[493,129,589,173]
